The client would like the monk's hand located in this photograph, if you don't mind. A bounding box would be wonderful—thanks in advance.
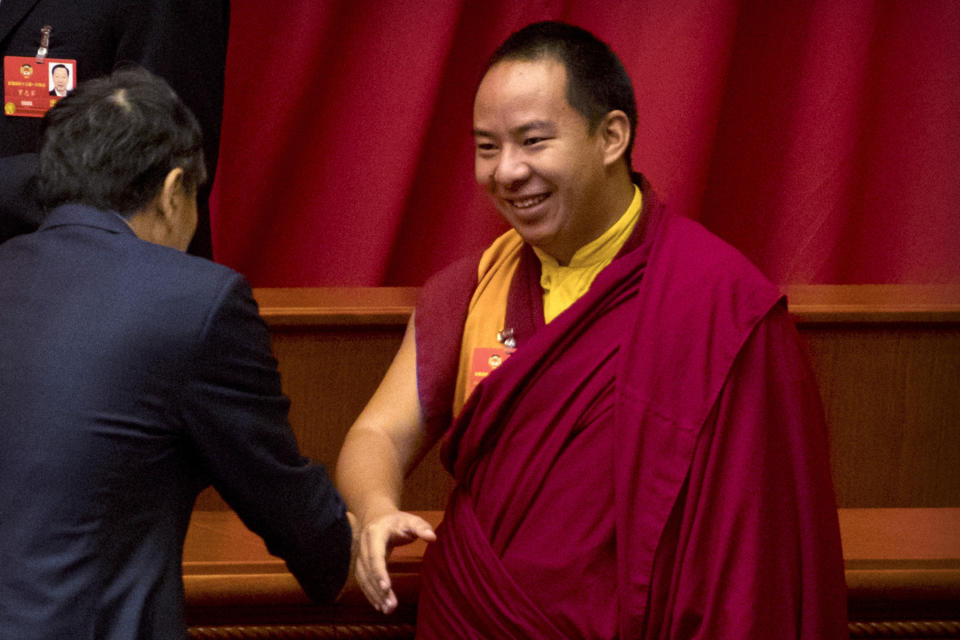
[355,510,436,614]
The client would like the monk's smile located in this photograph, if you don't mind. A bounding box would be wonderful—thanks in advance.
[473,59,620,264]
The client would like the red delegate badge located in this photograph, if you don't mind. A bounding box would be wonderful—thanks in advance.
[466,346,515,398]
[4,56,77,118]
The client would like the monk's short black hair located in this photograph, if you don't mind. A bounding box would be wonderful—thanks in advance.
[485,21,638,171]
[37,66,205,217]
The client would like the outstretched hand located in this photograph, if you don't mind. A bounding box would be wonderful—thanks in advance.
[354,510,436,614]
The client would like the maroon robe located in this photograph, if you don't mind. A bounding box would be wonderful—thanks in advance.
[414,187,848,639]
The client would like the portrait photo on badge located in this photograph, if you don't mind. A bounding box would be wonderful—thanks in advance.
[48,62,73,97]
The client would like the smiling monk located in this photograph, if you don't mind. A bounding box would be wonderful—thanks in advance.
[336,21,848,639]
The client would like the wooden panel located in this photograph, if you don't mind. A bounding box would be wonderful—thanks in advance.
[800,325,960,506]
[841,508,960,622]
[183,508,960,636]
[786,285,960,508]
[272,324,455,511]
[194,288,454,510]
[183,510,434,629]
[184,285,960,636]
[196,285,960,510]
[785,284,960,322]
[253,287,418,326]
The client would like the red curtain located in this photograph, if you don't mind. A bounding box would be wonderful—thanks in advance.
[210,1,960,286]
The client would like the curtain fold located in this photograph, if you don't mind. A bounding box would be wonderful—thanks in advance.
[211,0,960,286]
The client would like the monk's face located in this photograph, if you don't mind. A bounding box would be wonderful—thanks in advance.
[473,58,610,264]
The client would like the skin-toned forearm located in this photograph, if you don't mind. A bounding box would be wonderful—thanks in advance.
[334,316,438,613]
[335,424,409,525]
[336,422,438,614]
[335,314,426,522]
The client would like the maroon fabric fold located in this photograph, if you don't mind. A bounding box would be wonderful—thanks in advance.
[418,490,570,640]
[420,249,642,637]
[611,212,847,638]
[414,193,847,638]
[415,252,480,442]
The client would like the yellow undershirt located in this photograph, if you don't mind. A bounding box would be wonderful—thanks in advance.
[534,185,643,323]
[454,185,643,414]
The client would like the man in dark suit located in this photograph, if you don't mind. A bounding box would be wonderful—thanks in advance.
[0,68,352,639]
[0,0,229,256]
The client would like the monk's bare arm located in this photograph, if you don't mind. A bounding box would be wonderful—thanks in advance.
[335,313,437,614]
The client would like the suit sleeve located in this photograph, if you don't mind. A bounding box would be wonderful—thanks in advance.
[180,274,351,603]
[645,307,849,639]
[0,154,43,244]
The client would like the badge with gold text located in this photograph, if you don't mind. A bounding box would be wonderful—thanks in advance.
[4,56,77,118]
[467,346,516,398]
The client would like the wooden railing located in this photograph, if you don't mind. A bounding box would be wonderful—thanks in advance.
[185,285,960,638]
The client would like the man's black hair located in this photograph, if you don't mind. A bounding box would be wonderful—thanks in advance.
[37,66,205,216]
[50,63,69,76]
[485,21,638,171]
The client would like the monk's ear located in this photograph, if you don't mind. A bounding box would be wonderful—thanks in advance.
[598,109,631,168]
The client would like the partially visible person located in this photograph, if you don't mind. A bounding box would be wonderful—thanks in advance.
[0,0,229,256]
[337,21,848,638]
[48,62,70,95]
[0,152,41,241]
[0,67,352,640]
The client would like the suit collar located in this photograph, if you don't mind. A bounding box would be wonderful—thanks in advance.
[40,204,138,238]
[0,0,41,46]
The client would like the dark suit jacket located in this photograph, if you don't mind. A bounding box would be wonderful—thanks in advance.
[0,0,229,255]
[0,152,41,241]
[0,205,350,639]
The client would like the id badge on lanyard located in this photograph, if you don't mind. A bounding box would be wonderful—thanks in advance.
[4,25,77,118]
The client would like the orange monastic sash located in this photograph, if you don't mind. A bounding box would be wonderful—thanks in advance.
[453,229,524,416]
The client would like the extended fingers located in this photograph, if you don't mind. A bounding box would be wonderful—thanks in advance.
[355,512,436,614]
[355,558,395,613]
[401,516,436,543]
[357,523,394,612]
